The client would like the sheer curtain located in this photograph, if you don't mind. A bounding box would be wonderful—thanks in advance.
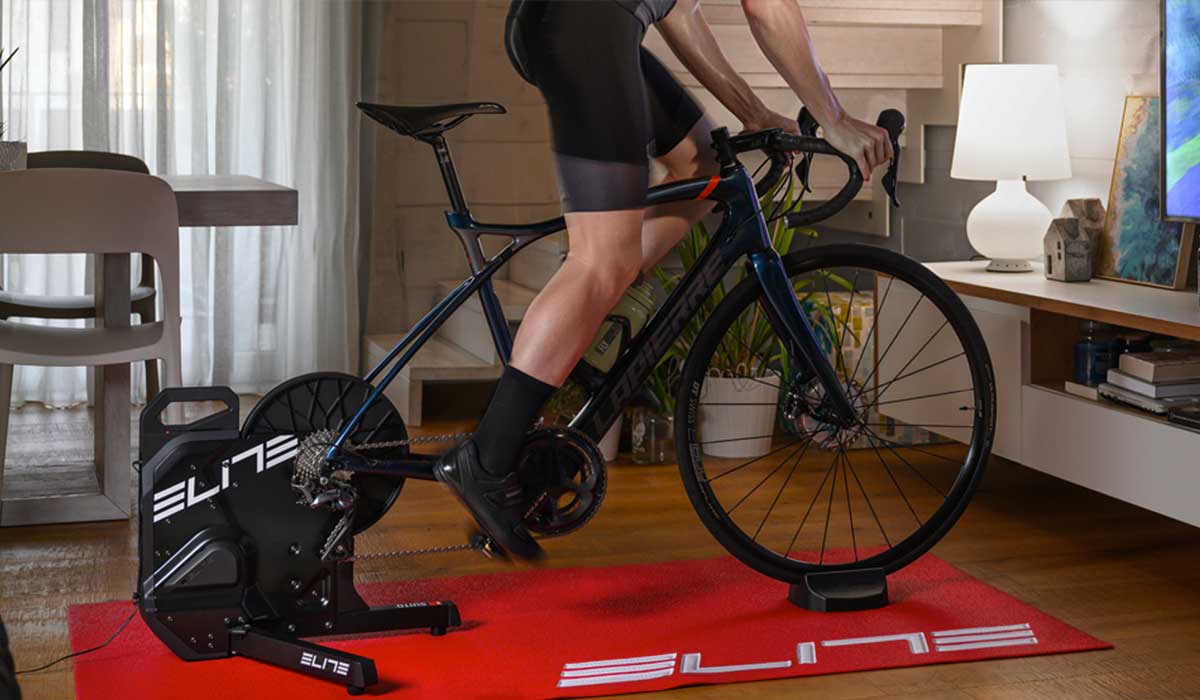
[0,0,362,405]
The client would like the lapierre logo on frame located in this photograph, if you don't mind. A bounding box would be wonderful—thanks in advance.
[556,623,1038,688]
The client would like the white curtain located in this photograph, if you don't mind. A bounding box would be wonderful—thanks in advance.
[0,0,362,406]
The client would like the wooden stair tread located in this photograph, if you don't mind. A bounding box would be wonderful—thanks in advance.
[436,278,540,321]
[364,334,501,382]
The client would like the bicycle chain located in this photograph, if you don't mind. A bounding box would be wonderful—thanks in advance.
[331,430,488,563]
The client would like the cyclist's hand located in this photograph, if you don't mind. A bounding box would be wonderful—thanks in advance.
[742,109,800,136]
[823,114,893,181]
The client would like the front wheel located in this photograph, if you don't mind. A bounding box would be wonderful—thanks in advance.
[675,244,995,583]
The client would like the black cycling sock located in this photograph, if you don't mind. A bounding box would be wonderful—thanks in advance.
[473,365,557,476]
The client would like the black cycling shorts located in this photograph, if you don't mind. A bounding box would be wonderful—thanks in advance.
[505,0,709,213]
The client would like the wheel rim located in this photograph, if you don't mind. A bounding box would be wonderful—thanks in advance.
[680,248,994,579]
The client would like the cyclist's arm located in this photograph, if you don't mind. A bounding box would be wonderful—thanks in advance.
[738,0,893,175]
[656,0,798,134]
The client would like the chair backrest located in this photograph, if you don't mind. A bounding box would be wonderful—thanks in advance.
[0,168,181,326]
[26,150,154,286]
[27,150,150,174]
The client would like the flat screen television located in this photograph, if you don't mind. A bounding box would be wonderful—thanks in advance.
[1163,0,1200,222]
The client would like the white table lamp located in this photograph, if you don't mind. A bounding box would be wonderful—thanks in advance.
[951,64,1072,272]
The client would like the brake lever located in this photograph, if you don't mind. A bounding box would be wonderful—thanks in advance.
[794,108,820,195]
[877,109,905,207]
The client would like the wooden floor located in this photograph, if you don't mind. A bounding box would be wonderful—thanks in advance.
[3,402,1200,699]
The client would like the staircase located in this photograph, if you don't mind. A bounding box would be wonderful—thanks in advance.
[362,278,542,426]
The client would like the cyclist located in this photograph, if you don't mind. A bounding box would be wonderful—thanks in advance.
[435,0,894,560]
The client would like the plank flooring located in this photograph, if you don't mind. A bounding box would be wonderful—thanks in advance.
[2,400,1199,699]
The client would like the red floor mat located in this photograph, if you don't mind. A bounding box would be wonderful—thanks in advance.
[68,555,1109,699]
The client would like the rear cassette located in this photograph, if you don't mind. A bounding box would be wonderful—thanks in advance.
[241,372,408,534]
[516,426,607,537]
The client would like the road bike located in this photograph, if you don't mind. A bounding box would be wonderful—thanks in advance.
[135,98,995,693]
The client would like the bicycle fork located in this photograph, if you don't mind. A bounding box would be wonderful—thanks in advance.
[749,249,858,427]
[728,161,858,426]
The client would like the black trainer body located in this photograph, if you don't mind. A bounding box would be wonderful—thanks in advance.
[434,439,544,561]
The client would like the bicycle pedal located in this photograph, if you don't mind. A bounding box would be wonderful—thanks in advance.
[467,530,507,561]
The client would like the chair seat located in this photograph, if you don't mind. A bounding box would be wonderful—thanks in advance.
[358,101,505,138]
[0,286,155,319]
[0,319,166,367]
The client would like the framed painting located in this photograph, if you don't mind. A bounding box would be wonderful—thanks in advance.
[1162,0,1200,223]
[1098,96,1196,289]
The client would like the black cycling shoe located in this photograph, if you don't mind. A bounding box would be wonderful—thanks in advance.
[434,439,544,561]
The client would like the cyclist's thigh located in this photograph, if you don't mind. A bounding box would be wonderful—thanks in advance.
[640,48,714,163]
[506,1,652,213]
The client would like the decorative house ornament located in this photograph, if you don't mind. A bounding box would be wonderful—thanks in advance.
[1059,199,1105,246]
[1044,218,1093,282]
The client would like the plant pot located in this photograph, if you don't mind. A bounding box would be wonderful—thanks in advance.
[699,375,781,459]
[0,141,26,171]
[599,414,622,462]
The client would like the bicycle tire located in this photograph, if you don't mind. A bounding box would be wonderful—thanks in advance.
[675,244,996,582]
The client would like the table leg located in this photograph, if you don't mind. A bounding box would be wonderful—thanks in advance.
[95,253,132,516]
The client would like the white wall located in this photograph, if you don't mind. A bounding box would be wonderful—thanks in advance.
[1005,0,1161,213]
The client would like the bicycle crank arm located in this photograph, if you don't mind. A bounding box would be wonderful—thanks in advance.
[327,452,439,481]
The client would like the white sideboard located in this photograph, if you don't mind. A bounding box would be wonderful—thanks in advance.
[875,261,1200,527]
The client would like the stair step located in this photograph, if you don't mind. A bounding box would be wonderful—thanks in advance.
[363,334,502,427]
[436,279,540,321]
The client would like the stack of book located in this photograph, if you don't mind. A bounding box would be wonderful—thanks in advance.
[1097,351,1200,414]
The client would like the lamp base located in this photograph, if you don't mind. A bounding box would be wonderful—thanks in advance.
[984,258,1035,273]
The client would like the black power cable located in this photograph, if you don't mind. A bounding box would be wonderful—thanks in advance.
[15,607,136,676]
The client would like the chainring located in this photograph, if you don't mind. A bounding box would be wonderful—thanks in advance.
[241,371,408,534]
[516,426,607,537]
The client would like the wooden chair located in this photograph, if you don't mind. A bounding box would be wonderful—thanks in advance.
[0,169,182,526]
[0,151,163,398]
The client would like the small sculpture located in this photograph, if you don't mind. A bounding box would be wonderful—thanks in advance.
[1059,199,1105,264]
[1044,218,1093,282]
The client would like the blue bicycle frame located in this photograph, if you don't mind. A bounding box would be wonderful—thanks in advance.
[325,126,861,480]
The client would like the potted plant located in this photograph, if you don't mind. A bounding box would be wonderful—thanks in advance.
[0,47,24,171]
[652,173,848,459]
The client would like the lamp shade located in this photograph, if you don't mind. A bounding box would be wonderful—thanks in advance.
[951,64,1072,182]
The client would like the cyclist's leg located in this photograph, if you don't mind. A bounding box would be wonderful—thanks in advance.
[511,210,645,385]
[437,0,652,560]
[639,48,719,271]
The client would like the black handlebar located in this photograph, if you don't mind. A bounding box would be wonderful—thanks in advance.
[727,107,906,228]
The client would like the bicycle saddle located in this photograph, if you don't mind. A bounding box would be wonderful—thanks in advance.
[358,101,506,139]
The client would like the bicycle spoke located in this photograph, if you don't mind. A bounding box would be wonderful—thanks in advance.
[818,444,841,565]
[859,320,949,406]
[727,439,811,515]
[858,423,974,430]
[845,449,892,548]
[865,433,922,526]
[868,351,966,401]
[861,429,969,467]
[873,387,973,408]
[847,270,892,386]
[700,433,781,446]
[784,445,841,559]
[859,291,925,394]
[840,445,858,562]
[863,428,948,499]
[752,437,814,541]
[707,437,805,482]
[699,402,779,407]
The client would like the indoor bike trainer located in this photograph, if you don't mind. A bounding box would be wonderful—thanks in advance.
[136,96,996,694]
